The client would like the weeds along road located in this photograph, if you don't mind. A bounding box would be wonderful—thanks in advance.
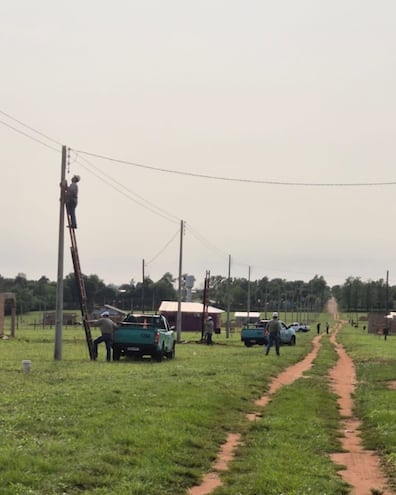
[188,299,394,495]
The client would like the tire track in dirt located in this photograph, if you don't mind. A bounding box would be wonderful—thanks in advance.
[188,334,324,495]
[329,321,394,495]
[188,299,394,495]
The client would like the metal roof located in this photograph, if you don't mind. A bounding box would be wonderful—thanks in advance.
[234,311,260,318]
[159,301,224,313]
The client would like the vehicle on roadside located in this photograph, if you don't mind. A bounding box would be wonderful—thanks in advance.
[288,322,310,332]
[112,313,175,362]
[241,319,296,347]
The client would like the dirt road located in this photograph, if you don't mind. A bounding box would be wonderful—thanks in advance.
[188,300,394,495]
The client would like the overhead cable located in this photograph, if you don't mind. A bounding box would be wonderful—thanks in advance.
[74,152,180,225]
[146,229,180,266]
[0,119,60,153]
[0,109,63,146]
[75,148,396,187]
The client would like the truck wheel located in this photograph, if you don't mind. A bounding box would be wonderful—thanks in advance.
[289,336,296,346]
[154,349,163,362]
[244,341,252,347]
[113,348,121,361]
[166,343,176,360]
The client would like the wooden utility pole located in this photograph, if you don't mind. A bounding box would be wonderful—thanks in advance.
[54,145,67,360]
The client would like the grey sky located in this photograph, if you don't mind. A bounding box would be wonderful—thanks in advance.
[2,1,396,288]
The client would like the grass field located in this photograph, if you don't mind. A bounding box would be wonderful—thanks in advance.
[0,313,395,494]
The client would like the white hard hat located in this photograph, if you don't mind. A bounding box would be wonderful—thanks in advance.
[101,311,110,317]
[272,312,278,318]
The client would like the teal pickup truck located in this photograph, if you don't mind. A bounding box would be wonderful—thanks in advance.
[241,319,296,347]
[112,314,176,362]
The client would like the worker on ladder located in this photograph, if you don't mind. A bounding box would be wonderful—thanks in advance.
[65,174,80,229]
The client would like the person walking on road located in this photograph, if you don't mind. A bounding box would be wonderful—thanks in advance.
[265,312,281,356]
[86,311,118,361]
[317,322,321,334]
[326,322,329,334]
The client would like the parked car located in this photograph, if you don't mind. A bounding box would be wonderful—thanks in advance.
[241,319,296,346]
[288,322,310,332]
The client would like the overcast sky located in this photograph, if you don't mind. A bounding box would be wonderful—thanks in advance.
[2,1,396,289]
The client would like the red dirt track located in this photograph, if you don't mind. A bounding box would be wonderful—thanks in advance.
[188,299,394,495]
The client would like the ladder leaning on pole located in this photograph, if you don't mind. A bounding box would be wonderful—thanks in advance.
[65,203,95,360]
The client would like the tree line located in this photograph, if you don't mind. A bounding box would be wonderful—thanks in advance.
[0,272,393,316]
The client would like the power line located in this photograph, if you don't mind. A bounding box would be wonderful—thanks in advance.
[74,152,180,225]
[75,148,396,187]
[0,118,60,153]
[1,108,394,187]
[146,228,180,266]
[0,109,63,146]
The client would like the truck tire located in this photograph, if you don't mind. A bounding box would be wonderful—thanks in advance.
[113,348,121,361]
[154,348,164,362]
[244,341,252,347]
[166,343,175,360]
[289,335,296,346]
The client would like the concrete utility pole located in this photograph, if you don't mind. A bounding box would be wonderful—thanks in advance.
[141,259,145,314]
[176,220,184,342]
[226,254,231,338]
[54,145,67,360]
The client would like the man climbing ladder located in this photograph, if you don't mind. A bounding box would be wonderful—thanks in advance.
[62,174,95,360]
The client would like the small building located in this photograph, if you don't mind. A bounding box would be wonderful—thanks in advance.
[43,312,78,326]
[234,311,261,326]
[367,312,393,334]
[159,301,224,332]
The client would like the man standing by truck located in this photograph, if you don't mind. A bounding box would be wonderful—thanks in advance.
[86,311,119,362]
[265,312,281,356]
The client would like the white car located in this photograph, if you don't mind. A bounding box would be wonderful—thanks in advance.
[288,322,310,332]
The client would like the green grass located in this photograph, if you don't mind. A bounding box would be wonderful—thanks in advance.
[0,313,395,494]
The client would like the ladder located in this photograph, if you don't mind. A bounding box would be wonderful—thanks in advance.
[65,201,95,360]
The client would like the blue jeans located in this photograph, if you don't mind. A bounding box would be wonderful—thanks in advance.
[265,332,280,355]
[93,334,113,361]
[66,201,77,229]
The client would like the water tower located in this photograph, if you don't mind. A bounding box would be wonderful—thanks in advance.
[184,275,195,302]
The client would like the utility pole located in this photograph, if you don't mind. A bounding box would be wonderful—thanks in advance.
[226,254,231,338]
[247,265,251,321]
[176,220,184,342]
[54,145,67,360]
[141,259,145,313]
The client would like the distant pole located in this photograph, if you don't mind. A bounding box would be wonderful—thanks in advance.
[54,145,67,360]
[141,259,145,314]
[226,254,231,338]
[176,220,184,342]
[247,265,251,321]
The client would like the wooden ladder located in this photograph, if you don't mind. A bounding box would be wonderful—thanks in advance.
[65,203,95,360]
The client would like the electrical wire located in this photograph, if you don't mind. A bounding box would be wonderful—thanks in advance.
[145,228,180,266]
[1,108,394,188]
[75,148,396,187]
[0,109,63,146]
[73,152,180,225]
[0,119,60,153]
[186,224,229,258]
